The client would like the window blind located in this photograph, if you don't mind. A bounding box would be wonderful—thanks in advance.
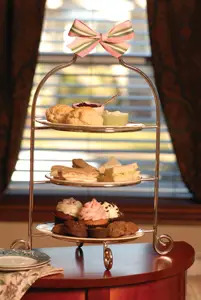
[8,0,190,199]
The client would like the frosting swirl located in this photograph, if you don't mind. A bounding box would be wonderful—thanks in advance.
[102,202,120,219]
[79,198,107,221]
[56,198,83,217]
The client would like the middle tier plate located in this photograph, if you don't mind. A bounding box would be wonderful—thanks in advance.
[45,174,142,187]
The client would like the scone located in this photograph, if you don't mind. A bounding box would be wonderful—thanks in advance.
[46,104,73,123]
[65,107,103,126]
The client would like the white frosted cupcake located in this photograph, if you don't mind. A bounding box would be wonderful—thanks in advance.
[55,198,83,223]
[101,202,123,222]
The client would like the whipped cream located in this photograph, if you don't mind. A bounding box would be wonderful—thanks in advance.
[56,198,83,217]
[79,198,107,221]
[102,202,120,219]
[104,110,127,116]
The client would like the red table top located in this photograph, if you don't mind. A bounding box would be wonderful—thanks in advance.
[33,241,194,289]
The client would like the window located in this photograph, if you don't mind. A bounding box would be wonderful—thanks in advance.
[8,0,190,199]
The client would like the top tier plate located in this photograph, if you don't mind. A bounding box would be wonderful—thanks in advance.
[35,118,147,133]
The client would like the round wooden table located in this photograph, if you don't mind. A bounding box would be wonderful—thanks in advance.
[22,241,194,300]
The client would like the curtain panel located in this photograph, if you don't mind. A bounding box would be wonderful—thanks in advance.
[147,0,201,202]
[0,0,46,195]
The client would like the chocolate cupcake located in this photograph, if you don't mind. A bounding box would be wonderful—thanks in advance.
[55,198,83,224]
[88,227,108,238]
[52,224,66,235]
[64,219,87,237]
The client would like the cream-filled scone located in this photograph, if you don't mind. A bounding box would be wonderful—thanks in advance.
[79,198,108,227]
[65,107,103,126]
[55,198,83,223]
[46,104,73,123]
[102,163,141,182]
[103,110,128,126]
[72,102,104,115]
[102,202,122,221]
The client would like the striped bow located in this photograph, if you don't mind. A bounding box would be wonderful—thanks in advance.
[67,19,134,58]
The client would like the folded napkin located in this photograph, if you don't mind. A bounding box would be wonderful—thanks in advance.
[0,264,63,300]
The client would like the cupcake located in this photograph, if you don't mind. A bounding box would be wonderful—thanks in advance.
[88,227,108,238]
[102,202,122,222]
[55,198,83,224]
[107,221,138,238]
[79,198,108,227]
[64,219,88,238]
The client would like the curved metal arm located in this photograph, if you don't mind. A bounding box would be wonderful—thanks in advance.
[28,54,77,249]
[118,57,171,254]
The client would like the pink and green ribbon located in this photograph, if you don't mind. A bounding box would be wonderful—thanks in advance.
[67,19,134,58]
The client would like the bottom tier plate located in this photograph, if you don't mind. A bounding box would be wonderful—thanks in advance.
[36,223,144,243]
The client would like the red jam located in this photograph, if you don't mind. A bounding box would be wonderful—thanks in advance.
[72,102,102,108]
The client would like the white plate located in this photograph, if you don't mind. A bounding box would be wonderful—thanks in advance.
[35,118,145,133]
[45,174,142,187]
[0,249,50,271]
[36,223,144,244]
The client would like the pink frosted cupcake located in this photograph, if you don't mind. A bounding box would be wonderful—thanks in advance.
[79,198,108,227]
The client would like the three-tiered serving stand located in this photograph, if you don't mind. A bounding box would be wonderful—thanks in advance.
[11,54,174,270]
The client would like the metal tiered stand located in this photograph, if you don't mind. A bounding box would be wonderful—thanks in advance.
[11,54,174,270]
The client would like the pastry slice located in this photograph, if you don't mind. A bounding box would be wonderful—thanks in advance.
[102,163,141,182]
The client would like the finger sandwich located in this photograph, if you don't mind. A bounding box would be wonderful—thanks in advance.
[98,157,121,174]
[51,165,98,183]
[72,158,99,175]
[102,163,141,182]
